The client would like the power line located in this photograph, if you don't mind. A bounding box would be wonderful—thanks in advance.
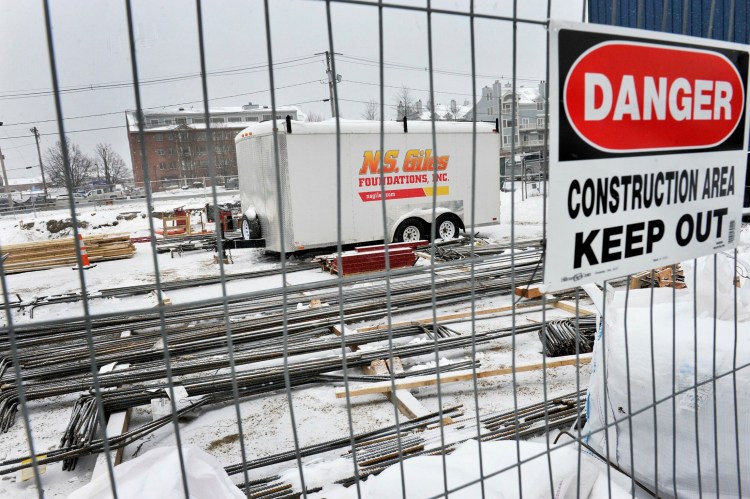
[0,56,321,101]
[0,80,322,130]
[0,96,324,141]
[336,53,544,83]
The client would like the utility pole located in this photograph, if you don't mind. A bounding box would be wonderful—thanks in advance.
[30,127,49,200]
[316,51,342,118]
[0,123,12,210]
[0,143,11,211]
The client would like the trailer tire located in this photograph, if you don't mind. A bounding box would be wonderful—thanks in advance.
[435,214,461,240]
[394,218,427,243]
[241,215,261,240]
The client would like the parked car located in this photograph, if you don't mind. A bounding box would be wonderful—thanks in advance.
[86,188,125,200]
[224,177,239,190]
[129,187,147,198]
[56,192,86,202]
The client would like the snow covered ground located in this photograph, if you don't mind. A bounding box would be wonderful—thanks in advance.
[0,186,747,498]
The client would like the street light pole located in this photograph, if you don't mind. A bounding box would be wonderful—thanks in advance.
[30,127,49,200]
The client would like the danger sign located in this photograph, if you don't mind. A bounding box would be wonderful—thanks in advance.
[546,22,749,290]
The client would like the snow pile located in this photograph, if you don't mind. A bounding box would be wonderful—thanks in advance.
[585,246,750,497]
[311,440,628,498]
[68,445,244,499]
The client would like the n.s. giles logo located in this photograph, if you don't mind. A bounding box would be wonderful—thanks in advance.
[564,41,745,153]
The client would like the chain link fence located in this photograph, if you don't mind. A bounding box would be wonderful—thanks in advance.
[0,1,748,498]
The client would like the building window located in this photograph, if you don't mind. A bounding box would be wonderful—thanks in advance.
[262,114,271,121]
[150,119,159,125]
[175,118,187,125]
[198,159,209,167]
[170,161,177,170]
[502,119,516,128]
[537,117,545,127]
[196,132,207,141]
[245,116,258,122]
[158,162,168,170]
[211,117,225,123]
[154,134,163,141]
[197,145,207,154]
[167,148,175,155]
[156,148,165,156]
[488,106,493,115]
[228,117,242,123]
[193,117,205,124]
[164,119,173,125]
[537,101,544,111]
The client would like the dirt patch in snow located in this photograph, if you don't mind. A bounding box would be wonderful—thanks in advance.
[46,218,90,234]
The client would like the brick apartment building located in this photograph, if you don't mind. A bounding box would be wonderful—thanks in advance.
[125,103,301,190]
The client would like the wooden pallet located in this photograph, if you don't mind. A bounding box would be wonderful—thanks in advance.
[2,234,136,274]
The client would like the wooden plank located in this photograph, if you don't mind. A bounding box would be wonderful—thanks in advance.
[92,352,131,480]
[330,324,361,351]
[362,359,388,376]
[336,353,593,398]
[384,357,433,421]
[552,300,596,317]
[514,286,543,299]
[357,300,546,333]
[388,390,430,419]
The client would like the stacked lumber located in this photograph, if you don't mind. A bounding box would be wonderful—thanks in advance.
[2,234,136,274]
[317,241,424,276]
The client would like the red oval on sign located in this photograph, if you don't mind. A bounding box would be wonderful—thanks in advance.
[564,41,745,152]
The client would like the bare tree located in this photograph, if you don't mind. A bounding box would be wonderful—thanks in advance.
[94,143,131,187]
[44,138,94,188]
[394,86,421,120]
[361,98,379,120]
[306,111,324,122]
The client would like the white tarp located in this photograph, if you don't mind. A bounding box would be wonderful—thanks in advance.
[313,440,630,498]
[68,445,244,499]
[584,255,750,497]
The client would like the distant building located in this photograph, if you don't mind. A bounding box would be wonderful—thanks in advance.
[7,177,43,192]
[125,103,302,189]
[465,80,547,156]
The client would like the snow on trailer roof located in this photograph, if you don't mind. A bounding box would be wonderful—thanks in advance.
[235,119,497,141]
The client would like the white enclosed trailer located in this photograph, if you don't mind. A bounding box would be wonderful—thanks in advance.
[235,119,501,253]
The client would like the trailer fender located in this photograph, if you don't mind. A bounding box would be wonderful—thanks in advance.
[390,208,462,241]
[243,207,258,221]
[241,207,261,240]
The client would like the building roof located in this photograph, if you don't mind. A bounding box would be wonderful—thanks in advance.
[419,102,473,121]
[125,105,305,133]
[501,86,542,103]
[236,118,497,139]
[9,176,42,185]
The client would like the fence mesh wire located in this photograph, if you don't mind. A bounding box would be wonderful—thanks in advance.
[0,1,748,498]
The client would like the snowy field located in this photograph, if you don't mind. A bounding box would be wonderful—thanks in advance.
[0,187,748,498]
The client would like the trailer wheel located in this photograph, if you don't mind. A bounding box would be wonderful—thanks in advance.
[241,215,261,240]
[394,218,427,243]
[435,214,461,240]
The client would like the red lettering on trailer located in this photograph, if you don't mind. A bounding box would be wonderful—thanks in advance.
[564,41,745,152]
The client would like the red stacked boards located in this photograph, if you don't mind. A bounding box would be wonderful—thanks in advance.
[319,241,425,276]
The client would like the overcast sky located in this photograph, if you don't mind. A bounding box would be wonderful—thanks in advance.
[0,0,585,180]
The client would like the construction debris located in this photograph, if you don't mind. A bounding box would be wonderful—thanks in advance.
[1,234,136,274]
[538,316,597,357]
[629,265,686,289]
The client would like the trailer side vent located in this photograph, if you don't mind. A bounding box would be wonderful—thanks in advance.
[403,116,408,133]
[286,115,292,134]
